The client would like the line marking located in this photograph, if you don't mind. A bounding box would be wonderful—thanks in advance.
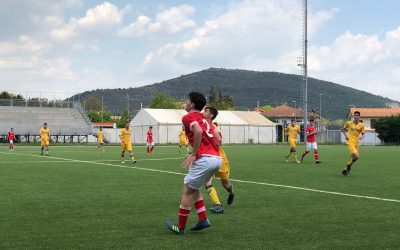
[1,152,399,204]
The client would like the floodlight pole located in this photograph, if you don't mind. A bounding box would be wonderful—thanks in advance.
[101,93,104,124]
[303,0,308,136]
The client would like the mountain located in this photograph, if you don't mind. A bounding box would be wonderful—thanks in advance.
[72,68,397,120]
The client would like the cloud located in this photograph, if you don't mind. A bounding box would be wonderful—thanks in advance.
[119,4,196,37]
[50,2,124,43]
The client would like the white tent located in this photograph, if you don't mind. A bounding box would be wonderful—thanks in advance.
[130,108,276,144]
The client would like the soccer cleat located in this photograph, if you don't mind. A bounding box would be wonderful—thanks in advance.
[295,160,301,164]
[166,220,184,235]
[342,169,350,176]
[316,160,321,164]
[300,156,304,163]
[227,193,235,205]
[131,160,137,164]
[190,219,210,231]
[121,160,125,164]
[209,205,224,214]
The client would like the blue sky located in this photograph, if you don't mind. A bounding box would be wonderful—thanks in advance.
[0,0,399,102]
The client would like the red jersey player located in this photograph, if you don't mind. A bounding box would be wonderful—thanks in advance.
[166,92,222,236]
[8,128,15,150]
[146,126,154,155]
[301,119,321,164]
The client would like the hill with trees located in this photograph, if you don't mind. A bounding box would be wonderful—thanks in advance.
[71,68,398,119]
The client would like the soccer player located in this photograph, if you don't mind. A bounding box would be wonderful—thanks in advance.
[203,107,235,214]
[119,122,136,164]
[8,128,15,151]
[146,126,154,155]
[166,92,222,236]
[285,119,301,163]
[178,125,190,154]
[300,119,321,164]
[341,111,365,176]
[40,123,50,156]
[97,127,104,149]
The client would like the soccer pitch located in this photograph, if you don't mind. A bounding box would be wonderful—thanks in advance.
[1,144,399,249]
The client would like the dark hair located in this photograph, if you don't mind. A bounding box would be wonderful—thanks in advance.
[213,122,219,127]
[309,119,314,122]
[205,106,218,120]
[149,126,153,129]
[188,92,206,111]
[44,122,47,125]
[291,119,295,122]
[354,111,360,116]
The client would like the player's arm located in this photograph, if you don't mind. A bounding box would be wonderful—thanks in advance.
[342,123,349,140]
[213,130,222,147]
[360,125,366,140]
[119,131,123,142]
[181,123,202,169]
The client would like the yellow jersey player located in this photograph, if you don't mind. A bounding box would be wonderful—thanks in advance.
[97,127,104,149]
[285,119,301,163]
[341,111,365,176]
[119,122,136,164]
[203,107,235,214]
[40,122,50,156]
[178,125,190,153]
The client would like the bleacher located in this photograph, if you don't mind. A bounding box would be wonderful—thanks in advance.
[0,106,93,135]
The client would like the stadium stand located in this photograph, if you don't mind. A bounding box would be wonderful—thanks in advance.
[0,104,93,142]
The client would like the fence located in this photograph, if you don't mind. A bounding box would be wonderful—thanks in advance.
[0,98,74,108]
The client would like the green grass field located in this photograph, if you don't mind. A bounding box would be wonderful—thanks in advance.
[1,144,399,249]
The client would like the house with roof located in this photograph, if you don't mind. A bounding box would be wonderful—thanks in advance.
[260,104,320,125]
[346,107,400,129]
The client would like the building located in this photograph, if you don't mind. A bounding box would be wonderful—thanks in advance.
[130,108,276,144]
[346,107,400,129]
[260,104,320,125]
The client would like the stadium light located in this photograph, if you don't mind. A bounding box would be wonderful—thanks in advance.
[126,94,130,118]
[319,94,322,120]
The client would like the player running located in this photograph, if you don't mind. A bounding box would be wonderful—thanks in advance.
[178,125,190,154]
[119,122,136,164]
[97,127,104,149]
[285,119,301,163]
[203,107,235,214]
[40,123,50,156]
[341,111,365,176]
[300,119,321,164]
[8,128,15,151]
[146,126,154,155]
[166,92,222,236]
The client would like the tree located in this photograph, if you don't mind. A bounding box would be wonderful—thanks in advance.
[83,96,102,111]
[260,105,273,111]
[149,92,181,109]
[116,108,131,128]
[375,115,400,144]
[209,85,217,103]
[87,111,113,122]
[0,91,24,100]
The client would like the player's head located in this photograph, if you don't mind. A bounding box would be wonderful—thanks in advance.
[309,119,315,126]
[149,126,153,130]
[125,122,130,129]
[10,128,13,131]
[204,107,218,121]
[291,119,295,125]
[354,111,360,117]
[44,122,47,128]
[100,127,103,131]
[186,92,206,112]
[213,122,219,127]
[181,125,185,130]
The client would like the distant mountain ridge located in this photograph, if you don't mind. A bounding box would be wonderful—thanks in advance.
[72,68,397,119]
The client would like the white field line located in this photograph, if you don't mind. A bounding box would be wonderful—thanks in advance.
[1,152,399,204]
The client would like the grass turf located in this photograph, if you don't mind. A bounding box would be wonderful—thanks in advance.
[0,144,399,249]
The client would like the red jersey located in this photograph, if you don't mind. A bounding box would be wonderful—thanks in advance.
[182,110,220,159]
[8,131,15,141]
[306,126,317,143]
[147,130,153,143]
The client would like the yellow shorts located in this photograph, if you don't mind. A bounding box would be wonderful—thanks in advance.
[347,142,359,154]
[121,142,133,152]
[289,139,297,148]
[41,139,49,146]
[179,139,187,146]
[214,148,230,181]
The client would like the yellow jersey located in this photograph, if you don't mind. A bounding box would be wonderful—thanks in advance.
[40,128,50,140]
[287,125,300,140]
[179,130,186,140]
[343,121,365,143]
[98,131,103,141]
[120,128,132,143]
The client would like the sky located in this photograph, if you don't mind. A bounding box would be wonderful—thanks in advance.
[0,0,399,101]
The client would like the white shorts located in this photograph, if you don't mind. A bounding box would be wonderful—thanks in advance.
[9,140,13,144]
[306,142,318,151]
[147,142,154,147]
[184,156,222,190]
